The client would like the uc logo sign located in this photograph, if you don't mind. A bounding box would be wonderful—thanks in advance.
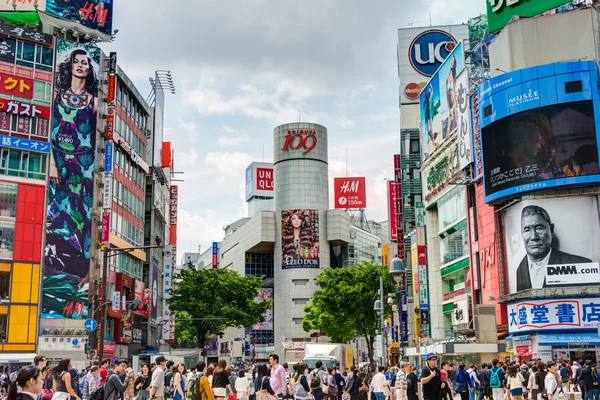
[409,30,457,77]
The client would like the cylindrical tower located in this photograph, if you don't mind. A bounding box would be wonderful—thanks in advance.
[274,122,329,356]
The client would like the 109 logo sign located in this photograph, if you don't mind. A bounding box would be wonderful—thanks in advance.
[409,30,457,77]
[281,130,317,155]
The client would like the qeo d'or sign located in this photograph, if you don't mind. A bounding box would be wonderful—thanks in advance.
[487,0,572,33]
[479,61,600,203]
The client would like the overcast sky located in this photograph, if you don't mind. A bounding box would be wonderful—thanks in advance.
[101,0,485,259]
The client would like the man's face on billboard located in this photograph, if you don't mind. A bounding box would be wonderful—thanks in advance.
[524,128,543,159]
[522,213,553,261]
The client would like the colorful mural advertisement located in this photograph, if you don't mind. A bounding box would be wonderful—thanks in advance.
[252,288,274,330]
[281,209,320,269]
[42,39,100,319]
[45,0,114,35]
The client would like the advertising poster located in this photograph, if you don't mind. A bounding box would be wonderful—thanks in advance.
[388,181,397,241]
[502,197,600,294]
[252,288,274,330]
[281,209,320,269]
[42,40,99,319]
[45,0,113,35]
[333,177,367,209]
[483,101,599,199]
[456,71,472,170]
[151,258,159,325]
[420,41,465,160]
[508,297,600,334]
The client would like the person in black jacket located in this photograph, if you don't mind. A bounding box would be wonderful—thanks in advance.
[104,361,134,400]
[478,364,489,400]
[7,366,43,400]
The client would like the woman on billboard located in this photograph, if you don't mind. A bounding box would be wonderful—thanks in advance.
[282,210,318,261]
[44,43,99,318]
[444,55,458,138]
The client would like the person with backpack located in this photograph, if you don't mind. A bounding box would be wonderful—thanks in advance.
[164,361,175,400]
[82,367,99,400]
[589,365,600,400]
[559,364,570,394]
[293,363,310,400]
[104,360,135,400]
[134,365,151,400]
[186,361,213,400]
[467,365,480,400]
[454,364,473,400]
[487,359,506,400]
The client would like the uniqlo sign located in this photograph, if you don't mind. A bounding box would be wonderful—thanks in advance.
[334,177,367,209]
[256,168,274,191]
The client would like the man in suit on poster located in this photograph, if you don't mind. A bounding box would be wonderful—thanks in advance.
[516,205,592,291]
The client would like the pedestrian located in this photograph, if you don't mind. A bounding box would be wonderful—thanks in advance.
[51,359,80,400]
[104,360,134,400]
[421,354,445,400]
[455,364,473,400]
[535,361,548,400]
[269,355,286,400]
[82,367,99,400]
[333,367,345,400]
[478,364,489,400]
[283,364,291,400]
[395,363,409,400]
[293,363,310,400]
[588,366,600,400]
[358,372,368,400]
[99,360,110,386]
[134,364,151,400]
[488,359,507,400]
[149,356,167,400]
[371,367,387,400]
[7,366,43,400]
[467,365,480,400]
[213,361,230,400]
[507,366,525,400]
[343,367,361,400]
[528,366,539,400]
[580,362,594,400]
[406,367,418,400]
[544,363,559,400]
[559,364,570,393]
[173,364,187,400]
[235,370,250,400]
[572,362,580,393]
[254,364,275,399]
[207,366,214,388]
[164,361,175,400]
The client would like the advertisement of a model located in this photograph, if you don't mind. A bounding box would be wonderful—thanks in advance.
[503,197,600,294]
[42,40,99,319]
[281,209,320,269]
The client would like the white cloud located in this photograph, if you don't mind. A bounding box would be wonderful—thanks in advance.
[336,115,356,129]
[176,208,224,256]
[204,151,254,182]
[218,135,251,147]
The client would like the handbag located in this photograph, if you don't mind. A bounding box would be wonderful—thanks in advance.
[214,388,227,398]
[360,383,369,393]
[42,389,53,400]
[256,377,277,400]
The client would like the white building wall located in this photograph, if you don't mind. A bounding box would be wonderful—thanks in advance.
[425,208,444,340]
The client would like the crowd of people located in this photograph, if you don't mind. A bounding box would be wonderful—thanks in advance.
[3,354,599,400]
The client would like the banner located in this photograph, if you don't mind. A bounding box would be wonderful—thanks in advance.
[0,21,53,45]
[45,0,114,35]
[456,71,472,170]
[151,258,159,325]
[388,181,397,241]
[42,40,100,319]
[252,288,274,330]
[333,177,367,209]
[281,209,320,269]
[502,197,600,294]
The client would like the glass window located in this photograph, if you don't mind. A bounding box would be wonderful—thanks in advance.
[33,81,51,102]
[0,270,9,300]
[16,41,34,68]
[440,228,469,265]
[410,139,420,154]
[0,182,17,218]
[438,189,467,232]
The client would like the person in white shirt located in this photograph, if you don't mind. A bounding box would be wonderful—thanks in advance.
[467,366,480,400]
[395,363,409,400]
[234,370,250,400]
[371,367,387,400]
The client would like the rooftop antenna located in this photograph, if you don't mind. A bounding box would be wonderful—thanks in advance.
[299,110,301,122]
[262,144,265,162]
[429,10,432,26]
[408,21,417,27]
[346,149,348,176]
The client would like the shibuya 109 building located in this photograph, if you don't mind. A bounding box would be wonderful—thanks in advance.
[197,123,392,363]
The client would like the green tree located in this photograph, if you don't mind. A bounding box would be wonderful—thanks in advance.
[172,311,197,349]
[302,262,395,366]
[168,268,271,350]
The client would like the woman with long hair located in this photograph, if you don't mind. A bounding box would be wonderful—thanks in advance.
[173,363,188,400]
[213,360,230,400]
[7,366,43,400]
[281,210,317,261]
[507,366,524,400]
[294,364,310,400]
[51,359,80,400]
[445,55,458,138]
[134,364,151,400]
[535,361,548,400]
[235,370,250,400]
[207,365,215,388]
[528,366,539,400]
[45,45,99,294]
[254,364,275,398]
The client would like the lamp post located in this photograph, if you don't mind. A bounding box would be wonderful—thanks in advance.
[389,257,406,359]
[373,276,385,367]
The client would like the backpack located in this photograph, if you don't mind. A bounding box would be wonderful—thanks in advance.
[88,383,115,400]
[490,368,502,389]
[187,374,206,400]
[310,370,321,390]
[165,371,174,397]
[294,376,309,399]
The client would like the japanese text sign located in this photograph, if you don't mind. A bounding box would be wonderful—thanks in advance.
[169,185,178,246]
[101,211,110,245]
[508,297,600,334]
[334,177,367,209]
[0,21,53,46]
[0,73,33,98]
[0,134,49,153]
[388,180,397,241]
[0,97,50,119]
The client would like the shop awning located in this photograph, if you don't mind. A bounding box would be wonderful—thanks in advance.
[538,333,600,346]
[0,353,37,363]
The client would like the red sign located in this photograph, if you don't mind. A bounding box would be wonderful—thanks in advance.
[417,245,426,265]
[169,185,178,245]
[0,73,33,98]
[516,345,531,357]
[281,129,317,155]
[101,211,110,244]
[103,342,116,354]
[334,177,367,209]
[388,180,397,241]
[256,167,274,191]
[443,288,465,301]
[0,98,50,119]
[394,154,405,260]
[106,109,114,140]
[404,82,425,100]
[107,75,116,106]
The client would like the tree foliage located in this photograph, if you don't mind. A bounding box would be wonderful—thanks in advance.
[302,262,395,365]
[168,268,271,350]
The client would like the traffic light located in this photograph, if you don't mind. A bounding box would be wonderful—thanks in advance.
[126,300,148,311]
[310,332,321,338]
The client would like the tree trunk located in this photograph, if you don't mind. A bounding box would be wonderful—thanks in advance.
[366,335,375,371]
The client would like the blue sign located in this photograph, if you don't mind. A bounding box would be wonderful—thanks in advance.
[71,338,78,346]
[84,318,97,332]
[245,164,253,201]
[0,135,50,153]
[409,29,457,77]
[479,61,600,203]
[212,242,218,255]
[105,141,113,174]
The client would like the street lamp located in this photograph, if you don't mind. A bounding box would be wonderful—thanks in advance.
[389,257,406,359]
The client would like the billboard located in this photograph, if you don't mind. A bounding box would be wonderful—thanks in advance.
[42,40,100,319]
[0,0,46,11]
[333,177,367,209]
[46,0,113,35]
[388,181,397,241]
[508,297,600,334]
[281,209,320,269]
[397,25,469,105]
[245,162,274,201]
[422,143,459,206]
[487,0,571,33]
[152,85,165,167]
[479,61,600,203]
[170,185,178,245]
[420,41,465,160]
[252,288,274,330]
[151,258,159,325]
[456,71,472,170]
[502,197,600,294]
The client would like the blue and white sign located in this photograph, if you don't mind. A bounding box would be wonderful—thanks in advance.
[105,141,113,174]
[0,135,50,153]
[245,164,253,201]
[84,318,97,331]
[508,297,600,334]
[71,338,78,346]
[409,29,457,77]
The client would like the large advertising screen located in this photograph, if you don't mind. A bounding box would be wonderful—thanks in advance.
[479,61,600,203]
[281,209,320,269]
[42,40,100,319]
[420,41,465,160]
[252,288,274,330]
[46,0,113,35]
[502,197,600,294]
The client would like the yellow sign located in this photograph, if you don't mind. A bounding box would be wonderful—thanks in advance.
[383,244,389,267]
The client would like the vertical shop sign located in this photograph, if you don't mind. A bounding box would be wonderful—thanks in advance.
[43,40,100,319]
[102,177,111,209]
[151,258,159,326]
[388,181,397,241]
[104,141,113,174]
[394,154,405,260]
[101,211,110,245]
[162,245,173,341]
[170,185,178,245]
[212,241,218,268]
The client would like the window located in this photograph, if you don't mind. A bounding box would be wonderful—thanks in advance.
[292,318,303,325]
[293,299,309,305]
[293,279,309,286]
[438,189,467,231]
[16,41,35,68]
[35,46,53,71]
[0,149,46,180]
[410,139,420,154]
[0,271,9,300]
[440,228,469,265]
[33,81,52,103]
[0,315,6,341]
